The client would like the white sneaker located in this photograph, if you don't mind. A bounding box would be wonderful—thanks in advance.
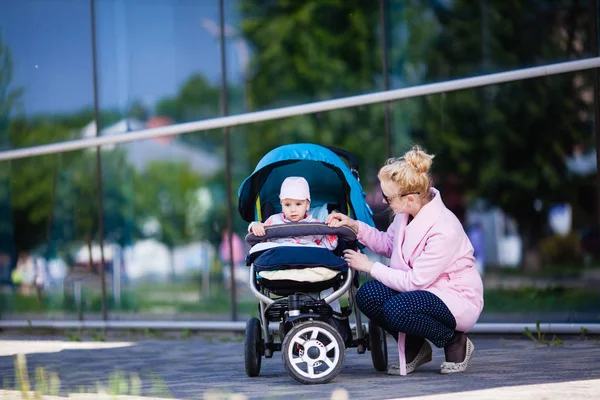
[387,340,433,375]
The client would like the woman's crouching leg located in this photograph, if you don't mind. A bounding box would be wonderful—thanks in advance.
[356,279,399,338]
[382,290,456,347]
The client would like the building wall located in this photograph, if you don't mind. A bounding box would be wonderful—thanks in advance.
[0,0,598,322]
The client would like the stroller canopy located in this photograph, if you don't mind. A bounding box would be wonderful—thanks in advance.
[238,143,374,226]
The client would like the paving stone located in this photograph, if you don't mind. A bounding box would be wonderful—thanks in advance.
[0,334,599,399]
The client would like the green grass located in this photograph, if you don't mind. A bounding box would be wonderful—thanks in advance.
[4,279,600,316]
[5,355,172,398]
[484,287,600,313]
[485,263,597,279]
[1,282,258,316]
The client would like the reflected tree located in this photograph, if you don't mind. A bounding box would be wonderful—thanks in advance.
[0,31,22,275]
[155,73,222,151]
[133,161,206,280]
[414,0,594,266]
[239,0,388,188]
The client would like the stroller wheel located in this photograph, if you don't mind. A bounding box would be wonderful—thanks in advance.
[282,320,345,384]
[245,317,263,377]
[368,320,388,372]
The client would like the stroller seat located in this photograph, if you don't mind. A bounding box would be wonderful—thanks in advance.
[251,245,348,295]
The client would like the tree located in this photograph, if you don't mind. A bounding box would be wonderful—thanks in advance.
[9,120,79,256]
[155,74,220,124]
[155,73,223,151]
[412,0,594,264]
[8,112,134,261]
[238,0,389,189]
[0,31,23,270]
[0,32,23,137]
[127,101,149,122]
[133,161,206,280]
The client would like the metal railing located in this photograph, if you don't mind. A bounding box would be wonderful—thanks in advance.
[0,57,599,161]
[0,320,598,334]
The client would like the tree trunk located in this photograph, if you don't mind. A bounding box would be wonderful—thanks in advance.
[87,235,93,273]
[169,247,176,283]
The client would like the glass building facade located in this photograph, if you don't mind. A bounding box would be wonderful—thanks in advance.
[1,0,599,324]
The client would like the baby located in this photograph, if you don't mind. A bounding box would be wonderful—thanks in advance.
[249,176,341,312]
[249,176,337,250]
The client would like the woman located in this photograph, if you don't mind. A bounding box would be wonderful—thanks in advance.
[327,145,483,376]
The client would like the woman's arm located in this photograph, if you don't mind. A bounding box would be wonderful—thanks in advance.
[370,231,460,292]
[355,217,399,259]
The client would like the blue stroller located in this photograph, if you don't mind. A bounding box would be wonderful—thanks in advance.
[238,143,388,384]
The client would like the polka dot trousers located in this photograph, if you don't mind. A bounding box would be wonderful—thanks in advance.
[356,279,457,348]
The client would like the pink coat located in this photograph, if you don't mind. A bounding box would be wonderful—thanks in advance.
[356,188,484,375]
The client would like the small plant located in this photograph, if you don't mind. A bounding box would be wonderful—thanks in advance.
[551,335,564,346]
[67,331,81,342]
[14,354,32,398]
[144,328,164,338]
[580,327,588,339]
[149,373,173,398]
[10,354,172,399]
[92,331,106,342]
[218,335,233,343]
[524,320,549,346]
[129,373,142,397]
[181,328,192,339]
[34,365,48,396]
[108,370,130,395]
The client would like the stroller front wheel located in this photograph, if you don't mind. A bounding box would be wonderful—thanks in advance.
[245,317,263,377]
[282,320,345,384]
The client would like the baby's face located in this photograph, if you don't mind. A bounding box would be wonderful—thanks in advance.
[280,198,310,222]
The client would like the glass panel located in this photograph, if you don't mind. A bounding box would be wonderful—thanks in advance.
[0,1,101,319]
[94,0,232,318]
[393,70,599,322]
[100,135,230,319]
[228,1,384,112]
[386,0,596,89]
[0,0,94,148]
[94,0,222,131]
[0,149,103,320]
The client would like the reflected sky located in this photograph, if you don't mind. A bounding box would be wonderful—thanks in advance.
[0,0,244,115]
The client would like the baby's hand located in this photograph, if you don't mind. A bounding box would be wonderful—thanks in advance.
[252,222,266,236]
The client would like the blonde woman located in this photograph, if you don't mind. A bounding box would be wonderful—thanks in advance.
[327,145,484,376]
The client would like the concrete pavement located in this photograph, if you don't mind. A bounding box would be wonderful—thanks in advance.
[0,332,599,399]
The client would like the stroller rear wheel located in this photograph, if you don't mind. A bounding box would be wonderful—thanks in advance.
[282,320,345,384]
[368,320,388,371]
[245,317,263,377]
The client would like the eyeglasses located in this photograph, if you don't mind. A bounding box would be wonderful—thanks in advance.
[381,190,420,204]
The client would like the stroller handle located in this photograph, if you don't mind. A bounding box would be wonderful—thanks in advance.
[246,223,357,246]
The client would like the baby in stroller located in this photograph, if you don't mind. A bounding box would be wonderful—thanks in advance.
[240,143,388,384]
[249,176,341,311]
[249,176,338,249]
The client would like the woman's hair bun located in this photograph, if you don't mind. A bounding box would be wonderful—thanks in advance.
[403,145,434,174]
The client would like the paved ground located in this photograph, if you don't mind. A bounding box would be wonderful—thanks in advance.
[0,332,599,399]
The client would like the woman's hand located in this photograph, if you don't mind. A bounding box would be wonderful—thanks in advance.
[326,212,359,231]
[343,249,374,274]
[251,222,266,236]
